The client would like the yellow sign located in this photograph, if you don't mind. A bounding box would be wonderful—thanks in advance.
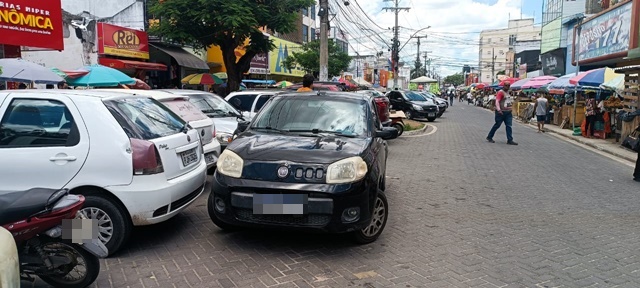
[269,36,305,77]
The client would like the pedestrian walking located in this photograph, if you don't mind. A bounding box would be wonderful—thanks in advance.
[466,91,472,105]
[448,90,454,106]
[584,93,598,138]
[634,124,640,183]
[533,94,549,133]
[486,81,518,145]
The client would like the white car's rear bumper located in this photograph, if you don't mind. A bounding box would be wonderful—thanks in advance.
[203,140,221,169]
[107,160,207,226]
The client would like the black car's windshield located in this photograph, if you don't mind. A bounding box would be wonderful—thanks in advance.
[187,94,240,117]
[405,92,426,101]
[251,97,368,137]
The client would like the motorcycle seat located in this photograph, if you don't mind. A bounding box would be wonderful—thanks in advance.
[0,188,65,225]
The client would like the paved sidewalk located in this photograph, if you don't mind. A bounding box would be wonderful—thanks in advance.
[520,119,637,163]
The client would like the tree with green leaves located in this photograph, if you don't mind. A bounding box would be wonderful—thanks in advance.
[281,40,351,78]
[443,73,464,87]
[410,59,426,79]
[149,0,314,93]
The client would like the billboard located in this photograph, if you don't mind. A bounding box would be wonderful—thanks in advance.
[97,23,149,59]
[269,36,305,77]
[575,1,632,62]
[541,48,566,77]
[0,0,64,50]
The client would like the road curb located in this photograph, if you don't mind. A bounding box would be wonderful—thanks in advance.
[519,120,636,163]
[403,123,430,136]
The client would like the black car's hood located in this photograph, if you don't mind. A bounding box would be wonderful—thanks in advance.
[410,100,437,107]
[229,131,370,164]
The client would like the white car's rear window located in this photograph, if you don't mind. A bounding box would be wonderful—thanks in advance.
[162,100,208,122]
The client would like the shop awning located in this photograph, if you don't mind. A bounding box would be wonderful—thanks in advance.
[98,58,167,71]
[150,43,209,70]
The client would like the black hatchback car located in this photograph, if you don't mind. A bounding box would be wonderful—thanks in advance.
[386,90,439,121]
[209,92,398,243]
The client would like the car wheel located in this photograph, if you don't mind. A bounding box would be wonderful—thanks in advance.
[352,190,388,244]
[207,191,239,231]
[79,195,131,256]
[427,117,436,122]
[404,110,413,120]
[392,123,404,136]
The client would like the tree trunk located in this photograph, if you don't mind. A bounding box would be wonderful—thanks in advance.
[221,39,257,95]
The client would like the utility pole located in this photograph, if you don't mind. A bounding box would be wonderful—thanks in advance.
[491,47,496,83]
[423,52,428,76]
[383,0,410,89]
[319,0,329,81]
[414,36,427,74]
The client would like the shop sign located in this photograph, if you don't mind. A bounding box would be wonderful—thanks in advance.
[269,36,305,77]
[0,0,63,50]
[576,1,632,61]
[249,53,268,74]
[97,23,149,59]
[541,48,566,76]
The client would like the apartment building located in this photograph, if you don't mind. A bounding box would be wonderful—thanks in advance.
[478,19,541,83]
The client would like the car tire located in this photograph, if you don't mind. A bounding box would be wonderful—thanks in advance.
[207,192,239,231]
[404,110,413,120]
[392,123,404,137]
[427,117,436,122]
[352,190,388,244]
[80,194,131,256]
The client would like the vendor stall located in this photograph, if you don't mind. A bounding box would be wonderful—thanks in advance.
[614,66,640,141]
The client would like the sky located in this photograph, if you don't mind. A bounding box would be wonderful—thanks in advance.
[337,0,543,77]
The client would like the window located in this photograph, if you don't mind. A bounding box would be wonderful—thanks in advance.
[229,94,257,112]
[253,94,273,112]
[187,94,240,118]
[162,99,208,122]
[105,97,186,140]
[487,38,492,43]
[302,7,308,16]
[500,38,504,42]
[0,98,79,147]
[311,6,316,20]
[302,25,309,43]
[311,28,316,41]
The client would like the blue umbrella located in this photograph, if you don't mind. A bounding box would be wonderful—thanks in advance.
[0,58,64,84]
[66,64,136,87]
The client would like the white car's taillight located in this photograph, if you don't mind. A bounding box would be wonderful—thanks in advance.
[130,138,164,175]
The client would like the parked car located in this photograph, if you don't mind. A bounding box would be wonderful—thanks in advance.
[386,90,439,121]
[225,90,279,120]
[354,90,391,126]
[161,89,242,151]
[102,89,221,172]
[418,92,447,117]
[0,90,207,255]
[287,82,343,91]
[209,91,398,243]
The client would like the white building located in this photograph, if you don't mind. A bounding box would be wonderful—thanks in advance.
[302,5,317,43]
[478,19,541,83]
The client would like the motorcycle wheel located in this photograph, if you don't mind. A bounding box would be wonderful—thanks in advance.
[392,123,404,136]
[38,241,100,288]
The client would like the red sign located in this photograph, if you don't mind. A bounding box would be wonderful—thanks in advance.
[97,23,149,59]
[0,0,63,50]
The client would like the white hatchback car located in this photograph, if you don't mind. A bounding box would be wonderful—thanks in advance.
[100,89,221,171]
[0,90,207,255]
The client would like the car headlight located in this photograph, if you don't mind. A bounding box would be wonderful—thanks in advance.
[217,150,243,178]
[412,104,423,111]
[216,132,233,144]
[326,156,368,184]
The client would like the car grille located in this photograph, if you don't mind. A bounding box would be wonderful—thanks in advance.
[234,209,331,227]
[424,106,438,112]
[293,167,325,180]
[170,185,203,212]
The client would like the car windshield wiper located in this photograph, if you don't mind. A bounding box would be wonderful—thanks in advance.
[288,129,357,138]
[251,126,287,133]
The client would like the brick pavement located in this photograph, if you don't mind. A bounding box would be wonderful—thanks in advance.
[24,104,640,288]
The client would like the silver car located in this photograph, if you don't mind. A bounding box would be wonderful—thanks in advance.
[161,90,243,150]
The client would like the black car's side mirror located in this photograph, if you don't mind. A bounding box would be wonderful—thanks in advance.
[236,120,250,133]
[375,127,399,140]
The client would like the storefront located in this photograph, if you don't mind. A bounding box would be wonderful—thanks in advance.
[149,43,209,88]
[268,36,305,82]
[96,23,167,87]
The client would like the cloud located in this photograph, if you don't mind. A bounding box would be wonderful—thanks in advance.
[338,0,537,76]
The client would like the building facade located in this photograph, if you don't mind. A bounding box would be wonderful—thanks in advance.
[478,19,541,83]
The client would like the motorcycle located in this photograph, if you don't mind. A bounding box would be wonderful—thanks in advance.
[0,188,107,288]
[389,110,406,136]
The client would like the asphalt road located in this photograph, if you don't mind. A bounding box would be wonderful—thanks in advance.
[25,103,640,288]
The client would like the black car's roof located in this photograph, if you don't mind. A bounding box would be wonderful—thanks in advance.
[276,91,369,101]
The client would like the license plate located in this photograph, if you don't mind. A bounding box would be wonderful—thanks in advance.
[204,152,216,164]
[253,194,308,215]
[428,113,436,117]
[180,148,198,166]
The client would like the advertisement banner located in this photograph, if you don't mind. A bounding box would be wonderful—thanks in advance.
[249,53,268,74]
[379,70,388,87]
[519,64,527,79]
[269,37,305,77]
[97,23,149,59]
[0,0,63,50]
[541,48,566,76]
[576,1,632,61]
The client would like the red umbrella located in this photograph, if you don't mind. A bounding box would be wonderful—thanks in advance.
[475,83,486,89]
[499,78,519,86]
[125,78,151,90]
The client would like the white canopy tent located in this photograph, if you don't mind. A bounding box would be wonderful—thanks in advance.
[409,76,437,83]
[353,77,372,87]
